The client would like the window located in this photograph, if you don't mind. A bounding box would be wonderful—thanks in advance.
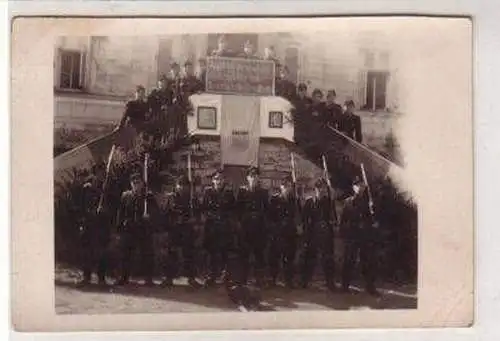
[59,50,85,90]
[268,111,283,128]
[197,106,217,130]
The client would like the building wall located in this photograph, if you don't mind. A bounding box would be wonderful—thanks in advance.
[54,34,401,154]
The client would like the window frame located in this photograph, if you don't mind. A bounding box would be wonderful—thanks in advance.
[197,106,218,130]
[57,49,86,91]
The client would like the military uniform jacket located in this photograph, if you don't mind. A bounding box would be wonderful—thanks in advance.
[172,189,200,225]
[276,79,296,102]
[165,76,182,105]
[267,191,300,237]
[147,88,170,114]
[341,190,372,227]
[122,99,150,127]
[179,75,204,104]
[117,190,159,233]
[236,185,269,226]
[338,113,363,143]
[202,185,235,224]
[302,196,334,237]
[325,103,343,129]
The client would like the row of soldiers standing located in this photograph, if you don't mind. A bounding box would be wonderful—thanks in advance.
[78,160,380,297]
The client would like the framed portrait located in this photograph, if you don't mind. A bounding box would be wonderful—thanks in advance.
[197,106,217,130]
[268,111,283,128]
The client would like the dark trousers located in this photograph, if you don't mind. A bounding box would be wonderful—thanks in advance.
[165,223,196,280]
[204,220,232,281]
[239,219,267,284]
[79,217,110,282]
[268,229,297,284]
[301,224,335,287]
[118,229,154,282]
[341,227,378,291]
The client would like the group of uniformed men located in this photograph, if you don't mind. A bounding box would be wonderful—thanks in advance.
[79,162,380,297]
[76,34,380,297]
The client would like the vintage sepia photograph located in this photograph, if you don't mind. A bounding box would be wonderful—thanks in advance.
[11,15,473,331]
[53,29,418,314]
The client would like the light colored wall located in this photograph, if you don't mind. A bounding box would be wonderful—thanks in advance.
[54,95,126,130]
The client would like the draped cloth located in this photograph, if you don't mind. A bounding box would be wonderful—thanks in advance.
[220,95,261,167]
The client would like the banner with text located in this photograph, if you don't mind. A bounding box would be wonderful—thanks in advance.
[205,57,275,96]
[220,95,261,167]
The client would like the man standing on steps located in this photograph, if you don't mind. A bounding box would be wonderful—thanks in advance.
[300,178,336,292]
[340,176,381,297]
[76,164,112,287]
[292,83,312,146]
[325,89,343,130]
[211,35,235,57]
[202,169,236,287]
[275,65,297,103]
[267,175,300,289]
[115,171,159,287]
[238,40,259,59]
[236,166,269,287]
[166,62,183,138]
[147,76,170,142]
[117,85,150,135]
[164,175,201,289]
[338,99,363,143]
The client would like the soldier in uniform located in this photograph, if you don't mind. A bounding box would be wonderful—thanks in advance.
[76,164,112,286]
[163,175,201,288]
[325,89,343,130]
[300,178,336,291]
[275,65,297,102]
[165,62,183,139]
[238,40,259,59]
[197,58,207,91]
[292,83,313,146]
[236,166,269,287]
[147,76,170,142]
[202,169,236,287]
[115,171,159,286]
[117,85,150,133]
[340,177,380,296]
[338,100,363,143]
[267,175,300,288]
[211,35,236,57]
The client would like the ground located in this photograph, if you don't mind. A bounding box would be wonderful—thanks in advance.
[55,266,417,314]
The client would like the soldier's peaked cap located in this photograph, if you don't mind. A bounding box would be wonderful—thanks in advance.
[312,88,323,97]
[246,166,260,176]
[345,99,355,107]
[297,83,308,91]
[136,85,145,92]
[184,60,193,67]
[170,61,180,67]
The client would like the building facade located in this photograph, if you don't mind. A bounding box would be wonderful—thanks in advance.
[54,32,402,154]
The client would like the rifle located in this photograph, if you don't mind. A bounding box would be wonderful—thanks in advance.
[187,152,194,219]
[290,152,302,234]
[360,163,376,219]
[97,144,116,215]
[321,154,338,225]
[143,152,150,217]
